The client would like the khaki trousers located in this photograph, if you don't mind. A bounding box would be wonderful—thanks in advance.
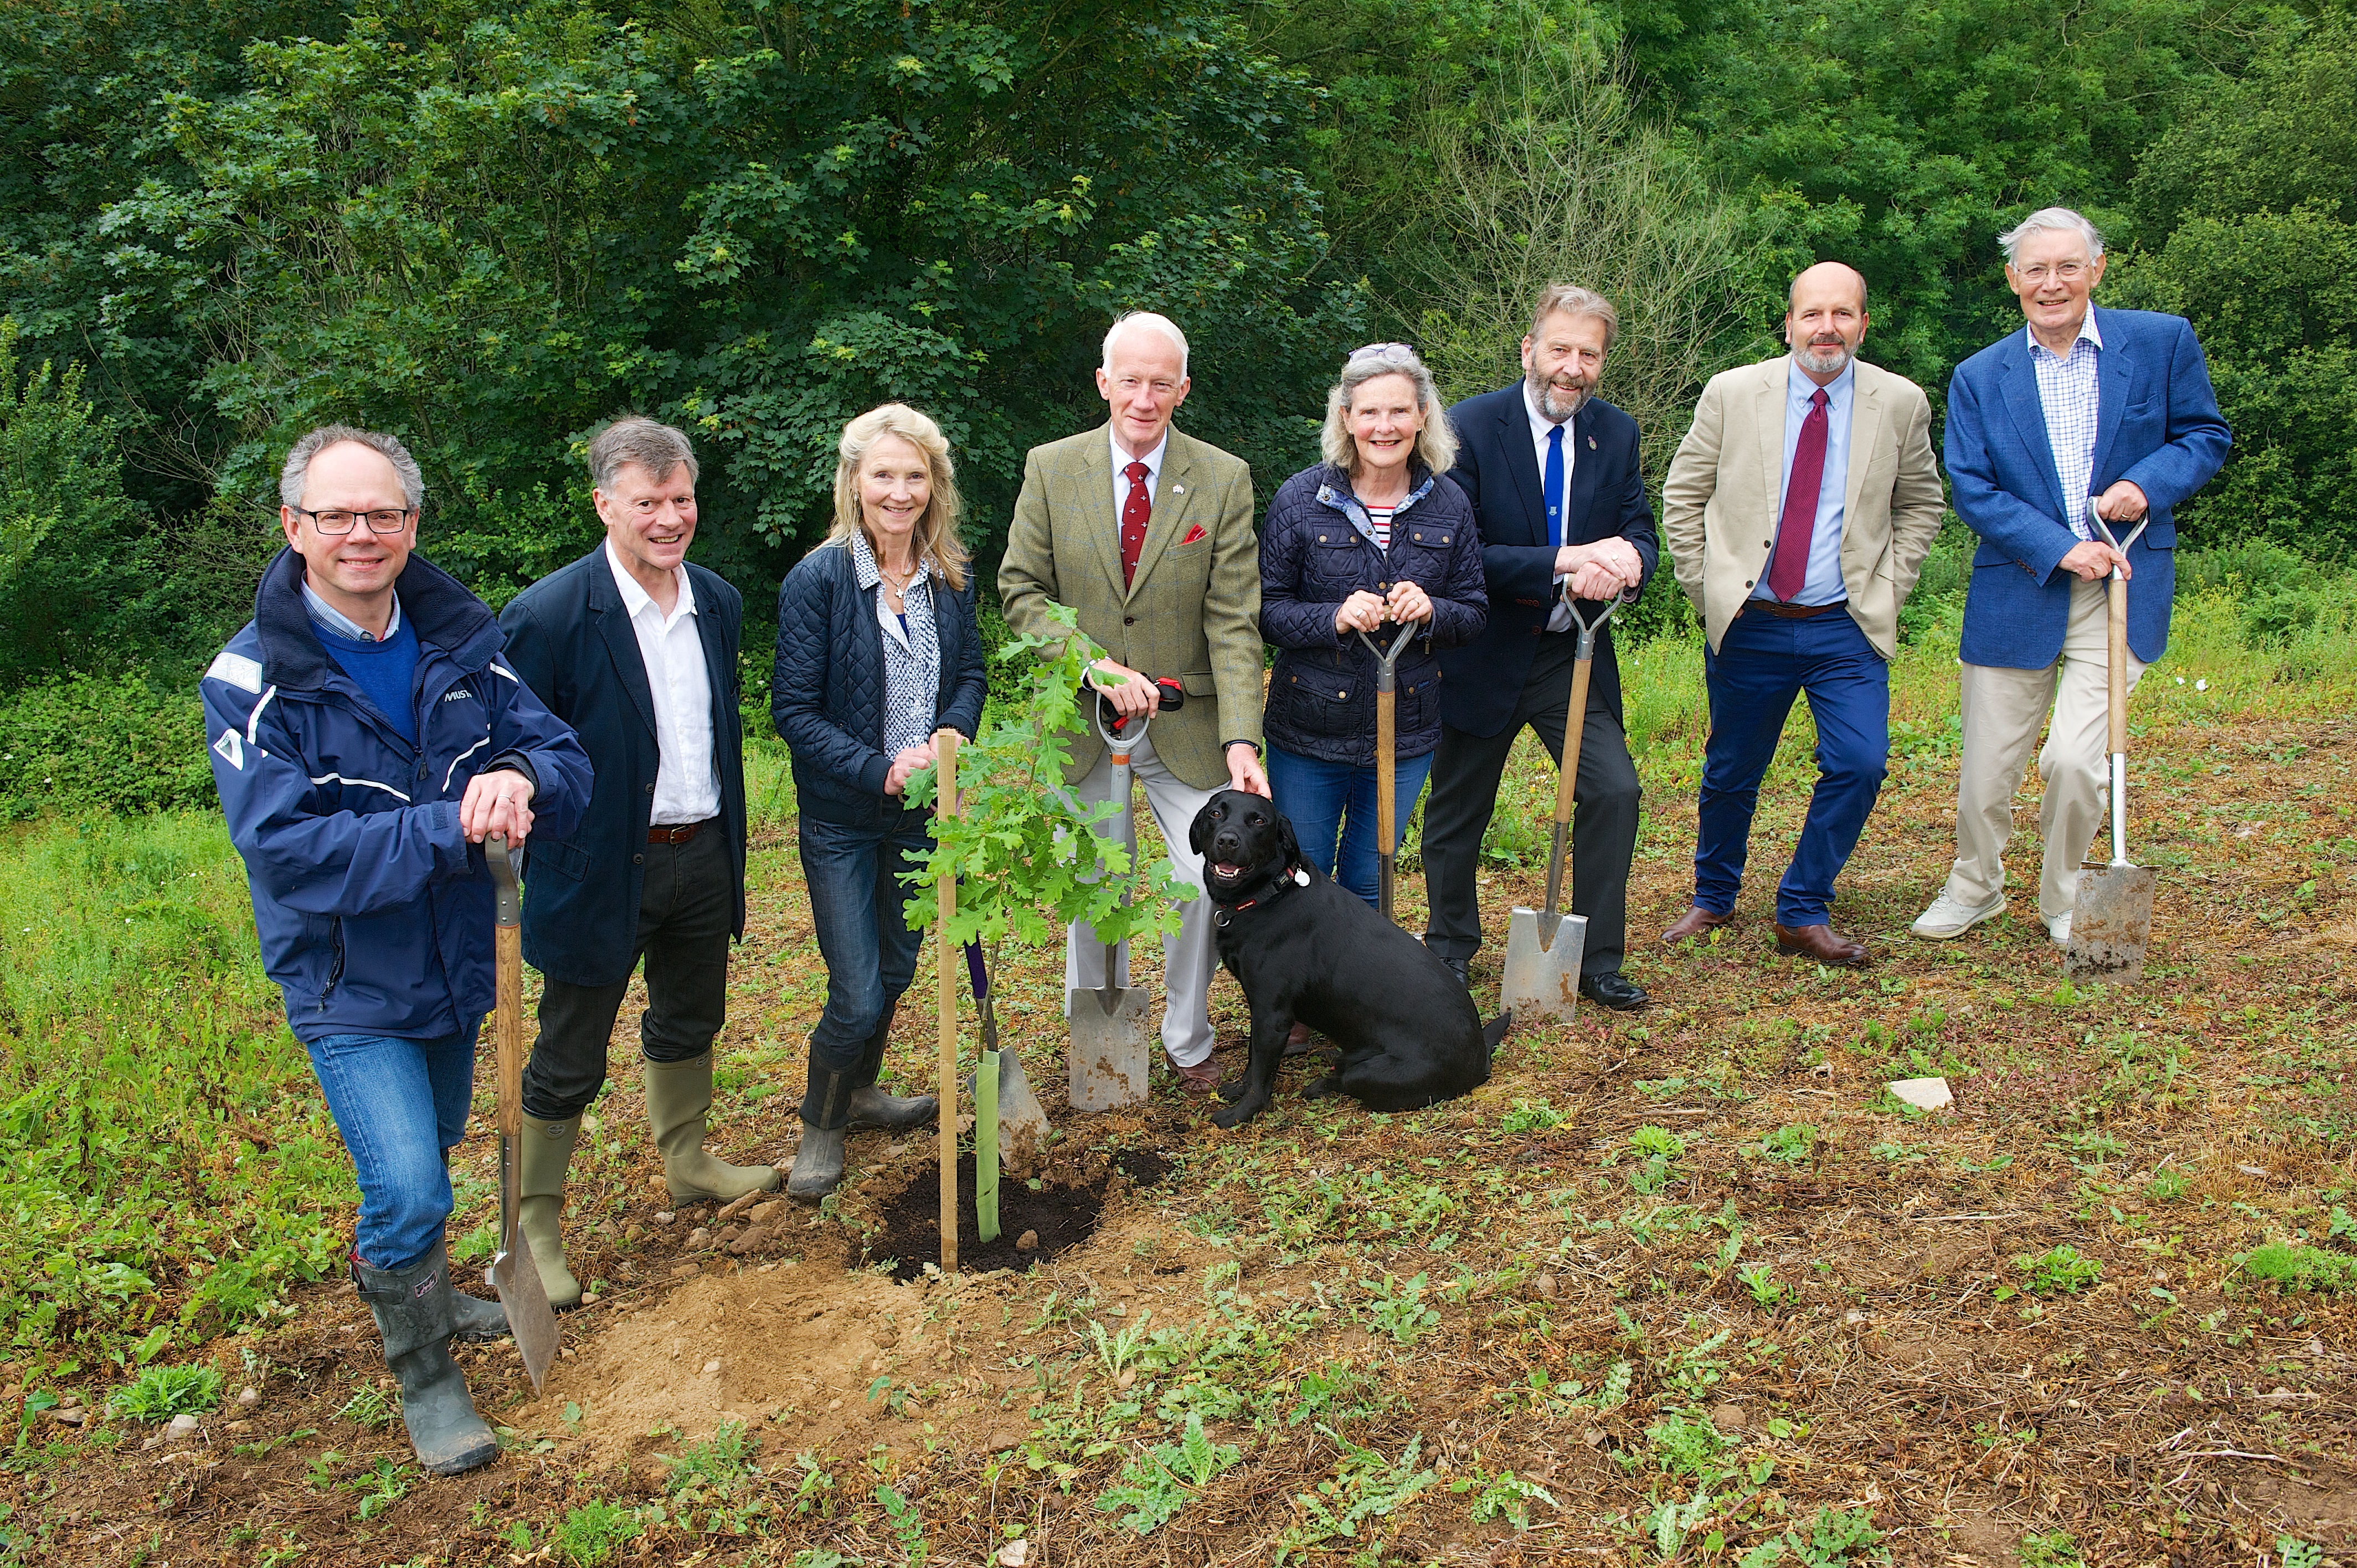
[1941,579,2148,924]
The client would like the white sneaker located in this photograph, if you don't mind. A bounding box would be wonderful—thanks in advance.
[1911,890,2005,939]
[2046,911,2071,946]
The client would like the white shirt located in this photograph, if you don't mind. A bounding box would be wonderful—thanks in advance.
[1524,383,1578,631]
[1110,427,1170,522]
[605,540,720,826]
[2027,305,2105,541]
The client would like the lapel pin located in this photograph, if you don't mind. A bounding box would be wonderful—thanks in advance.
[1172,484,1185,494]
[1587,435,1597,450]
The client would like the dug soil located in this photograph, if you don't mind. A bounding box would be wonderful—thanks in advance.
[860,1147,1174,1280]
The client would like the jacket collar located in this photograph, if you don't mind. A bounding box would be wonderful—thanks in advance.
[1315,461,1439,547]
[253,546,501,691]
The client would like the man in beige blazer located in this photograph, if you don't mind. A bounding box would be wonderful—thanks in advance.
[1658,262,1945,964]
[997,311,1268,1093]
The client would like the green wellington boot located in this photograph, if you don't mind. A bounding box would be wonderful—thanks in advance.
[517,1112,583,1309]
[644,1051,779,1204]
[351,1242,500,1476]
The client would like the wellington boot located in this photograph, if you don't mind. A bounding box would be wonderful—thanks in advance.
[846,1085,939,1131]
[351,1242,499,1477]
[787,1123,847,1204]
[518,1112,583,1309]
[449,1290,510,1342]
[644,1052,779,1203]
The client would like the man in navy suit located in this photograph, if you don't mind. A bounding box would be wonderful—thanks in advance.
[1421,284,1659,1010]
[497,416,786,1309]
[1912,208,2229,946]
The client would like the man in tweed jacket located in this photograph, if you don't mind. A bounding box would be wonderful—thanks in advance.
[998,312,1268,1094]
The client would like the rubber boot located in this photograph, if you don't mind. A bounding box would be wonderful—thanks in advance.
[351,1242,499,1476]
[449,1288,510,1342]
[845,996,938,1130]
[517,1112,583,1309]
[788,1121,848,1204]
[644,1051,779,1203]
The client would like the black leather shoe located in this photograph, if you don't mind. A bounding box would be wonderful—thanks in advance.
[1439,954,1470,986]
[1578,972,1650,1011]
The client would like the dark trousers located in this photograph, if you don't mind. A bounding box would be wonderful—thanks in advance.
[1694,606,1888,927]
[1422,631,1640,977]
[521,825,733,1121]
[796,805,933,1127]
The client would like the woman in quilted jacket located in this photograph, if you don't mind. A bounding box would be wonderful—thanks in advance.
[771,403,987,1201]
[1259,344,1488,911]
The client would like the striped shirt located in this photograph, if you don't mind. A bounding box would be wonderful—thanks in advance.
[2029,305,2104,540]
[1362,501,1396,551]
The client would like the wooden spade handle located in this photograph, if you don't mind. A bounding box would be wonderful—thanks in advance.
[1553,656,1596,827]
[1375,689,1397,854]
[2106,571,2129,757]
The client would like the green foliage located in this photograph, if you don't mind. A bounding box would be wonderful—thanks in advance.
[1628,1124,1686,1194]
[106,1362,223,1421]
[552,1499,642,1567]
[2111,13,2357,557]
[666,1419,764,1499]
[1644,1409,1728,1477]
[0,321,136,594]
[1269,1432,1435,1564]
[1500,1098,1564,1134]
[1093,1414,1241,1535]
[0,673,214,821]
[2240,1244,2357,1293]
[901,605,1192,950]
[2016,1529,2083,1567]
[1756,1124,1816,1165]
[2015,1245,2103,1296]
[336,1382,397,1431]
[0,817,353,1366]
[1357,1272,1440,1345]
[1450,1463,1558,1528]
[1737,1505,1889,1566]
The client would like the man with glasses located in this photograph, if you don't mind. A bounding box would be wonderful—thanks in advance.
[203,425,590,1476]
[998,310,1268,1095]
[1419,284,1658,1010]
[1912,208,2229,945]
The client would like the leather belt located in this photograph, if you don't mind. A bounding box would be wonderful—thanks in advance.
[1743,599,1848,621]
[647,818,714,845]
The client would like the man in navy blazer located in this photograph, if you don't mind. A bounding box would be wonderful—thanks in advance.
[1422,284,1659,1010]
[1912,208,2229,946]
[497,417,773,1308]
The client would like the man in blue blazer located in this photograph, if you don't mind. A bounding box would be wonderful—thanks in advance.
[1423,284,1659,1010]
[497,417,777,1308]
[1912,208,2229,946]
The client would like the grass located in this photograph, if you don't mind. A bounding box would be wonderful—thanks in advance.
[1,560,2353,1562]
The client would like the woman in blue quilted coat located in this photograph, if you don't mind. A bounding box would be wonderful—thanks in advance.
[1259,344,1488,909]
[772,403,987,1200]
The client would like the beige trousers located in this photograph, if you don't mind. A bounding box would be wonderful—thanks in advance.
[1941,579,2148,924]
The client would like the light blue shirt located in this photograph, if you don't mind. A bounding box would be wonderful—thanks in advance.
[2027,304,2104,541]
[302,578,402,643]
[1752,357,1855,607]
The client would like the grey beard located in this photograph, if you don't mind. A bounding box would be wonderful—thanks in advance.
[1528,373,1590,422]
[1793,343,1852,376]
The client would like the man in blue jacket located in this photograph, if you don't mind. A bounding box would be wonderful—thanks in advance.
[498,418,814,1306]
[1422,283,1658,1010]
[203,425,590,1477]
[1912,208,2230,945]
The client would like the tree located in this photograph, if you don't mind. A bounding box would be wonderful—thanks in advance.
[2110,12,2357,555]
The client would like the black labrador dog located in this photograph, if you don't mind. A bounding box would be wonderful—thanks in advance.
[1191,789,1511,1129]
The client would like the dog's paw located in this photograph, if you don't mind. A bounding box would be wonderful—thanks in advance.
[1216,1076,1248,1102]
[1300,1075,1337,1100]
[1210,1096,1265,1130]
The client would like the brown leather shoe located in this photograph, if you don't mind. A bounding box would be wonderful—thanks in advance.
[1175,1060,1223,1096]
[1773,922,1867,967]
[1661,906,1732,945]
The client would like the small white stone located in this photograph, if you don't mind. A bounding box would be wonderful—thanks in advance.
[702,1359,722,1376]
[164,1413,202,1445]
[1887,1076,1952,1111]
[996,1543,1032,1567]
[236,1386,260,1408]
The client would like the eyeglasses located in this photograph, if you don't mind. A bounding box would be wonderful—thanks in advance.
[1348,342,1414,363]
[2014,261,2090,285]
[295,507,415,536]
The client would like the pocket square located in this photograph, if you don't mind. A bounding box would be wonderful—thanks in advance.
[1179,524,1207,545]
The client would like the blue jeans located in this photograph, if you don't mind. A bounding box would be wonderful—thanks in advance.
[305,1023,480,1273]
[797,807,933,1122]
[1695,606,1890,927]
[1267,744,1437,908]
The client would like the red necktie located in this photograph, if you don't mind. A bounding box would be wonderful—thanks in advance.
[1119,460,1151,588]
[1768,388,1829,603]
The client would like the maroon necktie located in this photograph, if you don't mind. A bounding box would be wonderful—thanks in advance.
[1119,460,1151,588]
[1768,387,1830,604]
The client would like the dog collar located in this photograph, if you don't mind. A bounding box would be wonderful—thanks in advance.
[1212,862,1310,927]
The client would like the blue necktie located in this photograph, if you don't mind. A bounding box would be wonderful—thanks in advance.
[1543,424,1566,548]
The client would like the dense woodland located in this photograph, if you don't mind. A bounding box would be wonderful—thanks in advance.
[0,0,2350,808]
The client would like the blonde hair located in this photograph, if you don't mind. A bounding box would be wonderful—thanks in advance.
[1319,344,1458,478]
[828,403,969,592]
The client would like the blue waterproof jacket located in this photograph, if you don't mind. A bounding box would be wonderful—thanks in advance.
[202,548,593,1043]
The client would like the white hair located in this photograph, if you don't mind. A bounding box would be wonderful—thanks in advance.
[1100,311,1190,378]
[1320,344,1458,478]
[1999,207,2106,265]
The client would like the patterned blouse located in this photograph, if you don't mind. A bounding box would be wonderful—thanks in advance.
[848,529,941,763]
